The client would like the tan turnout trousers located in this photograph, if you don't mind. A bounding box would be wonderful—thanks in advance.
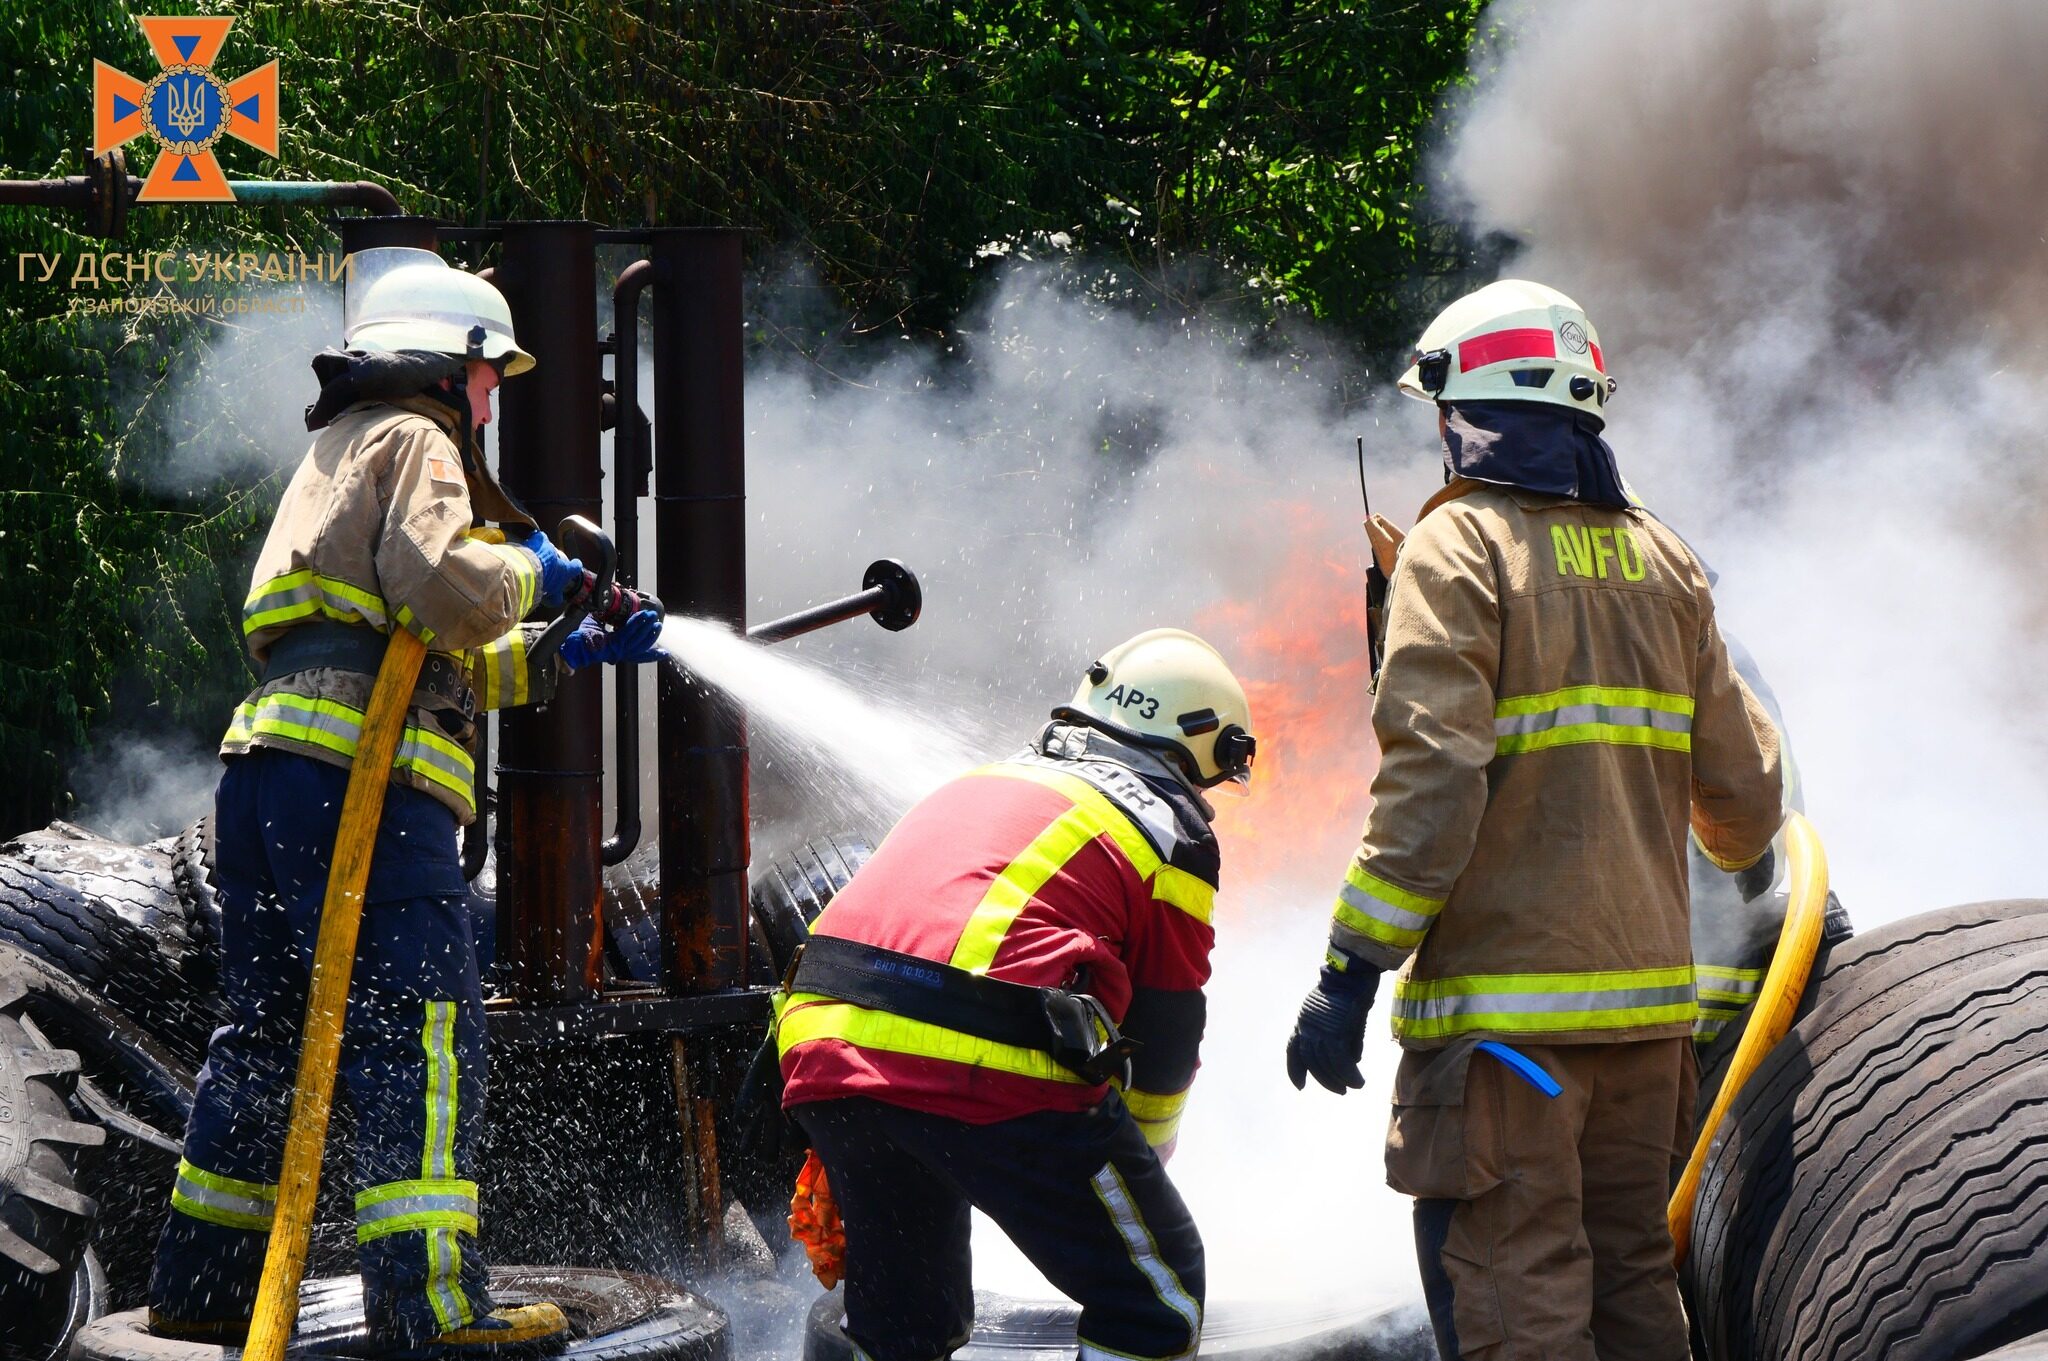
[1388,1037,1695,1360]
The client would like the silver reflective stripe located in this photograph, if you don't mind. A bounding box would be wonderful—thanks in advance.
[1698,975,1762,1000]
[1494,704,1693,737]
[246,576,320,617]
[396,730,474,789]
[1337,879,1435,934]
[1394,982,1697,1022]
[1090,1163,1200,1357]
[174,1173,276,1224]
[356,1191,478,1230]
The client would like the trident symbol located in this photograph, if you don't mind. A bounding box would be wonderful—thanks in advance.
[165,74,208,137]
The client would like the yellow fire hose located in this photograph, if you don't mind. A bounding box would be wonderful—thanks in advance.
[1669,811,1829,1266]
[245,628,428,1361]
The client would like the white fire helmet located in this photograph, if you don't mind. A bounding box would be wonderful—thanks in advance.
[1054,628,1257,790]
[343,247,535,376]
[1396,279,1614,419]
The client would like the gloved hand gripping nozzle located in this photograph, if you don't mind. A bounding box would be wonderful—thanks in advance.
[531,514,665,661]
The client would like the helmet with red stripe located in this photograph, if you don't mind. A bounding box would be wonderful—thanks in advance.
[1397,279,1614,418]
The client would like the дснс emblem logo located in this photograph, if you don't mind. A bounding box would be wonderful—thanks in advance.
[92,16,279,203]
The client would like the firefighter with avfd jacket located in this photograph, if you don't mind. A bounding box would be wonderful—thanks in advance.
[769,629,1256,1361]
[1284,280,1785,1361]
[148,252,662,1354]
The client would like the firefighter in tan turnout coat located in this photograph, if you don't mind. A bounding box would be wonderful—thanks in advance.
[150,252,661,1355]
[1284,280,1784,1360]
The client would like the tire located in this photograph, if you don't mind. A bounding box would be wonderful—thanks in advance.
[750,838,873,978]
[1686,900,2048,1361]
[70,1265,729,1361]
[602,836,874,987]
[800,1284,1436,1361]
[0,953,106,1352]
[167,819,222,1000]
[0,857,218,1065]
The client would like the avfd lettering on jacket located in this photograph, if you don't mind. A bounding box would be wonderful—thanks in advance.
[1326,482,1784,1049]
[1550,523,1648,582]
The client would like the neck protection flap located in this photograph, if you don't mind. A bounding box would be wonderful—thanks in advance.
[304,348,464,432]
[1441,400,1632,509]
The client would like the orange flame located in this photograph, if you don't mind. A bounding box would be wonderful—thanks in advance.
[1203,507,1383,900]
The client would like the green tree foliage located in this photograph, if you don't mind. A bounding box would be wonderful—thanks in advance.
[0,0,1487,836]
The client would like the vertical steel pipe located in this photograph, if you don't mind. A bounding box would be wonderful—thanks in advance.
[492,221,604,1004]
[603,259,656,868]
[651,229,751,994]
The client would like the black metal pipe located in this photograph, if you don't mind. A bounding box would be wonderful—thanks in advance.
[747,559,923,645]
[493,221,604,1005]
[0,178,94,208]
[652,229,750,995]
[602,259,656,868]
[337,214,439,259]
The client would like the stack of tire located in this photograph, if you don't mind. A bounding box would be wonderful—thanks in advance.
[1684,899,2048,1361]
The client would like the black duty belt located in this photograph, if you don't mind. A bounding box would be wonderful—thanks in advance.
[789,933,1139,1086]
[262,622,476,722]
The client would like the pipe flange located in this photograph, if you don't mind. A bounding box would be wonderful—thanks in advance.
[863,559,922,632]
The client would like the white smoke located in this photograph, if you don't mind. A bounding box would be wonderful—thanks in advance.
[1439,0,2048,924]
[134,282,341,494]
[68,729,218,843]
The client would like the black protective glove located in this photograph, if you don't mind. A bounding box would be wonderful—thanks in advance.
[735,1030,809,1168]
[1285,956,1382,1094]
[1735,846,1777,903]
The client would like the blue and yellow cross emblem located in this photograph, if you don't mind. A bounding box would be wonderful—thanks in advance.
[93,16,278,202]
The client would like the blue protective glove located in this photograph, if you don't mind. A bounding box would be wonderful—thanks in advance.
[521,529,584,608]
[1285,954,1383,1094]
[559,609,665,672]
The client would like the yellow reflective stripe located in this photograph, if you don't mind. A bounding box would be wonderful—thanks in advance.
[355,1178,480,1244]
[421,1002,457,1180]
[1333,863,1444,950]
[777,994,1091,1084]
[1498,724,1691,756]
[978,761,1216,928]
[175,1158,278,1201]
[224,693,475,812]
[980,764,1163,876]
[420,1001,467,1330]
[1151,867,1214,925]
[1392,966,1697,1042]
[1695,964,1764,1006]
[473,630,529,711]
[1494,685,1695,718]
[1122,1086,1189,1149]
[170,1158,278,1230]
[243,569,389,635]
[394,603,438,647]
[1494,685,1694,757]
[487,542,539,618]
[1696,838,1767,873]
[950,803,1106,973]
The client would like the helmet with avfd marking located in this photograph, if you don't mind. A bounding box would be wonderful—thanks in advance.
[1053,628,1257,790]
[1397,278,1615,420]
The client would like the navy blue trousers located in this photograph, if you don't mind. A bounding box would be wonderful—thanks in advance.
[795,1095,1205,1361]
[151,749,492,1345]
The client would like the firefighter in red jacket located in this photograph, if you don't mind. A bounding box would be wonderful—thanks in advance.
[775,628,1256,1361]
